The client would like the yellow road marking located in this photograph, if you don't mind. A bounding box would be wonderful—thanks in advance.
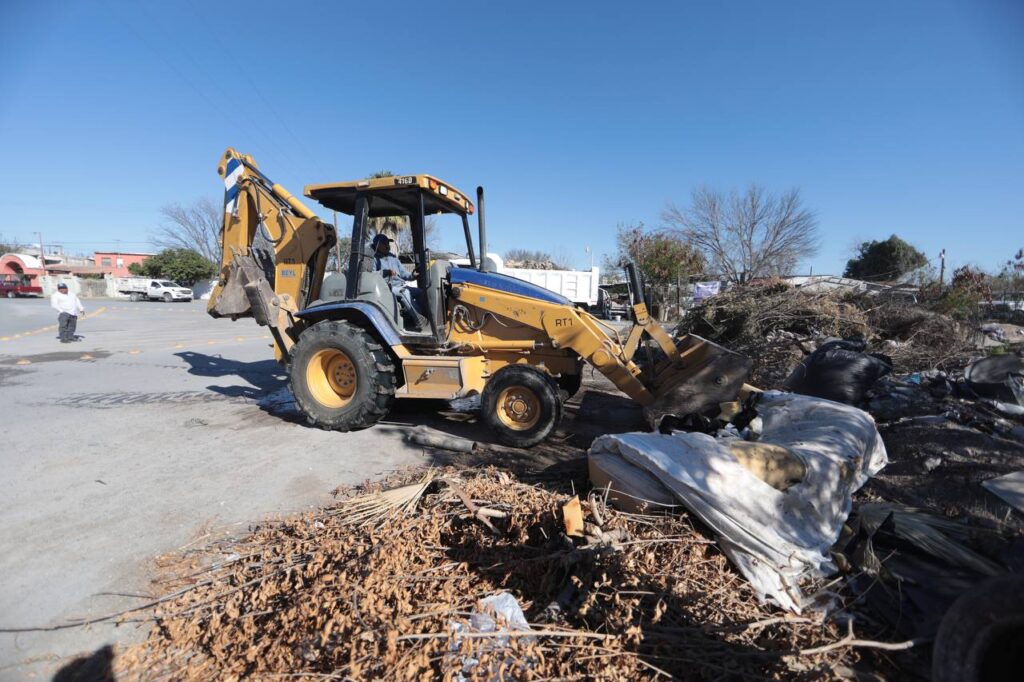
[236,336,245,342]
[80,354,94,360]
[0,306,106,342]
[16,359,31,365]
[129,349,140,355]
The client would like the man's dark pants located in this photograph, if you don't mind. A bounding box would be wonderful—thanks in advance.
[58,312,77,342]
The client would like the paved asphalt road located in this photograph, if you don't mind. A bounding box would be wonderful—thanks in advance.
[0,298,432,678]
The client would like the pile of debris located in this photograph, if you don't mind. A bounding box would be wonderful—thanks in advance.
[503,257,563,270]
[676,283,975,387]
[116,469,867,680]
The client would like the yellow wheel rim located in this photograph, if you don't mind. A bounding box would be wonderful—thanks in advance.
[496,385,541,431]
[306,349,357,409]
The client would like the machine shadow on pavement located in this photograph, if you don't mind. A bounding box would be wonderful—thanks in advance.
[174,351,287,400]
[52,644,115,682]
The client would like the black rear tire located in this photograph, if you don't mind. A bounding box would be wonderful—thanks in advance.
[482,365,561,448]
[289,320,396,431]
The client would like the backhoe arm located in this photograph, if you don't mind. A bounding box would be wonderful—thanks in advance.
[208,148,335,359]
[451,279,751,427]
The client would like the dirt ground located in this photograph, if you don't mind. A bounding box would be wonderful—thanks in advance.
[865,419,1023,532]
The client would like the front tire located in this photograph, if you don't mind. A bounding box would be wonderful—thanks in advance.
[482,365,562,448]
[289,320,396,431]
[163,292,172,302]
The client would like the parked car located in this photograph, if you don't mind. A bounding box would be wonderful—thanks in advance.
[114,277,193,302]
[597,287,630,319]
[0,276,43,298]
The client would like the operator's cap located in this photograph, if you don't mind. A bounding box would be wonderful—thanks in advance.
[57,283,68,290]
[371,233,392,249]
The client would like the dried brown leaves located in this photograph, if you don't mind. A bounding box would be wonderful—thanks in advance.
[116,469,856,680]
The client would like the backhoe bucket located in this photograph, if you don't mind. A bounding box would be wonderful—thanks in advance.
[207,248,275,323]
[641,335,753,430]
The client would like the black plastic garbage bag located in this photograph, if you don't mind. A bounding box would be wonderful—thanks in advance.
[784,338,893,405]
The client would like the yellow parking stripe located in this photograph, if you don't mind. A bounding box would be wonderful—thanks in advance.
[0,306,107,342]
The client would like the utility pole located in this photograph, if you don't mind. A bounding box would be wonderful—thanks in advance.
[35,231,45,265]
[939,248,946,288]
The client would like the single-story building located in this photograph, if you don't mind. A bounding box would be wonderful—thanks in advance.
[93,251,154,277]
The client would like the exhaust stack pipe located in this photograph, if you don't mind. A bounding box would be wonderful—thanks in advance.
[625,262,642,306]
[476,186,488,272]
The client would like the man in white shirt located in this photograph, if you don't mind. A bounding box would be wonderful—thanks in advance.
[50,283,85,343]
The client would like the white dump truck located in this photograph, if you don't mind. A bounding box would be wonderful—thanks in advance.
[450,254,601,310]
[114,277,193,302]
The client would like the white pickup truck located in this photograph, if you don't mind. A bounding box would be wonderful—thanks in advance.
[114,277,193,302]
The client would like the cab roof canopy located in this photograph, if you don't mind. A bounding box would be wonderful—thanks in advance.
[305,174,474,217]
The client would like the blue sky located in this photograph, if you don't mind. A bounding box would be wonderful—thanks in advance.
[1,0,1020,275]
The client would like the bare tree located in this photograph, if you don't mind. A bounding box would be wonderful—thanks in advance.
[662,186,819,284]
[154,198,222,264]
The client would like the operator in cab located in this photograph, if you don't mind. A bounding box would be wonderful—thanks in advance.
[371,233,421,330]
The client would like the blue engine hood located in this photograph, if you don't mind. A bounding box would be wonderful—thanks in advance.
[449,268,571,305]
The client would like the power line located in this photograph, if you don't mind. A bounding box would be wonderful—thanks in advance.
[0,200,157,214]
[182,0,328,179]
[99,1,304,182]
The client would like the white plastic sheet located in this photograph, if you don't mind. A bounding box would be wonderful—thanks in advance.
[589,391,888,612]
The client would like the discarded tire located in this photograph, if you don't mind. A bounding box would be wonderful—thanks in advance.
[932,574,1024,682]
[289,320,396,431]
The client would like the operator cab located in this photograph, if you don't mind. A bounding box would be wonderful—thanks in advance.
[304,175,478,345]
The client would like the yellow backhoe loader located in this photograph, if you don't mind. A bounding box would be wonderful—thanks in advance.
[208,148,750,447]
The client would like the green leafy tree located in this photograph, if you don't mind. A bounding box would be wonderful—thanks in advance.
[606,222,705,287]
[130,248,216,286]
[935,265,992,321]
[604,222,705,319]
[844,235,928,282]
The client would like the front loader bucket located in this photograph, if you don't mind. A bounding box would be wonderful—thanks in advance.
[641,335,753,430]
